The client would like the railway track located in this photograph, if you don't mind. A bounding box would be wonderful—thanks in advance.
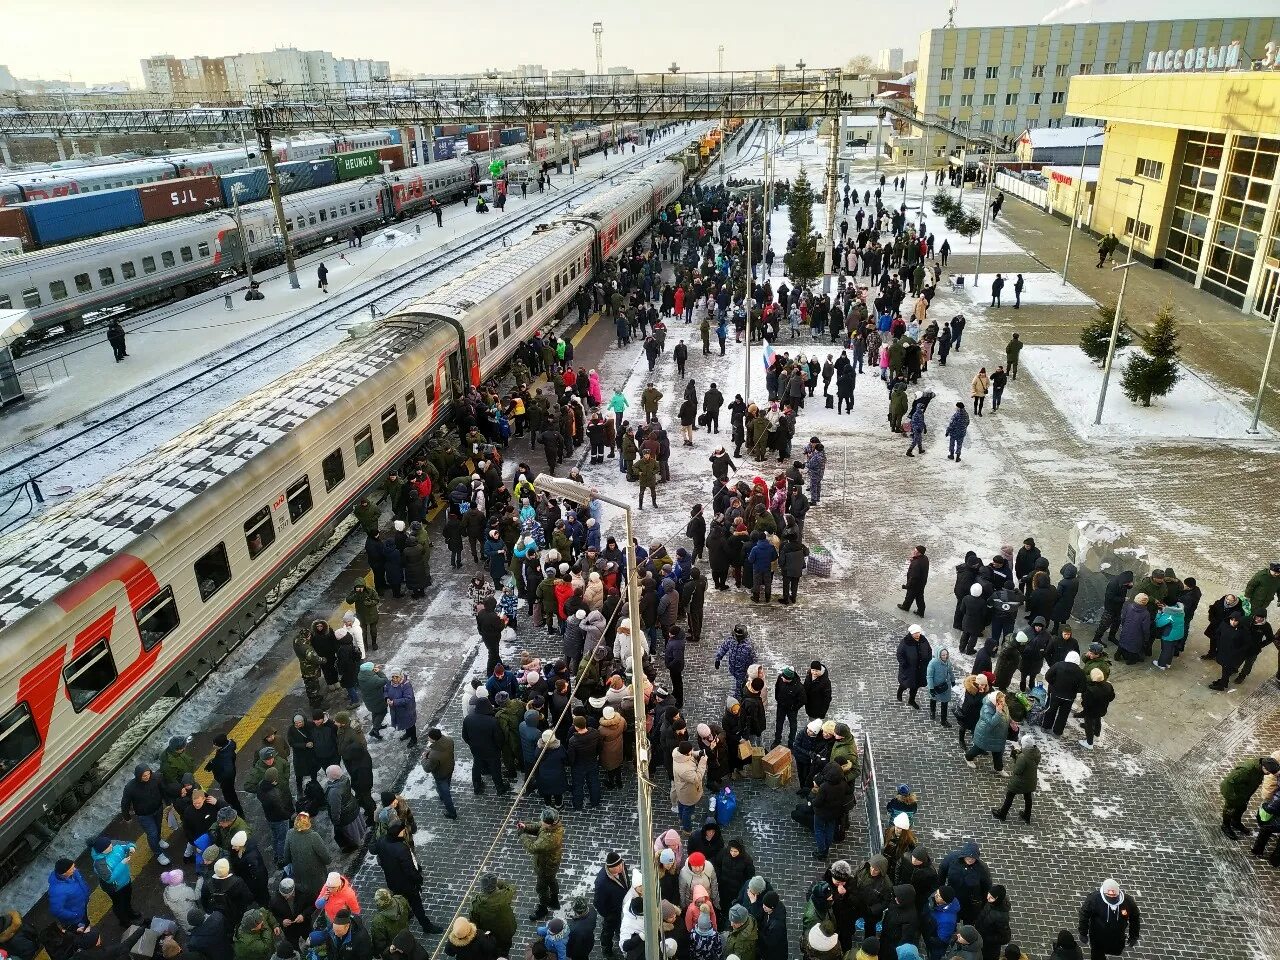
[0,132,706,532]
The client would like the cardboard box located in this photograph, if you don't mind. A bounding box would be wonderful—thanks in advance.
[766,766,794,788]
[762,746,792,775]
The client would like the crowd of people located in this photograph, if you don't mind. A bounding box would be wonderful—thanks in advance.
[22,165,1280,960]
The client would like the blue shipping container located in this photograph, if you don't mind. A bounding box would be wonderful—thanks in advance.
[24,188,144,246]
[277,158,337,194]
[219,169,270,206]
[500,128,527,146]
[385,128,402,145]
[461,124,479,134]
[432,139,456,161]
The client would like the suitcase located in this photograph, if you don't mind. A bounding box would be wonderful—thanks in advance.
[762,745,792,775]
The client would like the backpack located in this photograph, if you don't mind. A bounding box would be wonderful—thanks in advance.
[90,854,116,888]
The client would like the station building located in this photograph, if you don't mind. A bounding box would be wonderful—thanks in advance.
[1068,69,1280,318]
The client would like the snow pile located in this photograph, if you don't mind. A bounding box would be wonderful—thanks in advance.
[371,229,421,249]
[1024,345,1278,443]
[952,272,1095,307]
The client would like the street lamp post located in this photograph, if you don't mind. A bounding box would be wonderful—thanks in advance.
[1093,177,1145,426]
[1062,130,1104,286]
[745,197,753,397]
[972,156,996,285]
[533,475,659,960]
[719,45,726,189]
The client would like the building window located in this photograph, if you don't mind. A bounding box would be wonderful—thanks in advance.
[1001,120,1016,133]
[960,94,973,107]
[0,704,40,782]
[1128,61,1141,72]
[985,66,999,80]
[938,95,951,107]
[962,67,976,80]
[1198,135,1279,306]
[135,587,179,651]
[244,506,276,559]
[1032,65,1046,78]
[62,640,118,712]
[1124,218,1153,243]
[940,67,954,80]
[322,449,346,491]
[1135,158,1165,181]
[1070,117,1086,127]
[1051,92,1065,104]
[1010,66,1023,79]
[195,543,231,601]
[1055,64,1069,78]
[1078,63,1093,75]
[1104,62,1118,74]
[1031,93,1042,105]
[982,94,996,106]
[980,119,993,133]
[1005,94,1018,106]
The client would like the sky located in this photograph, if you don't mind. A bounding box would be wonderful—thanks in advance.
[7,0,1278,85]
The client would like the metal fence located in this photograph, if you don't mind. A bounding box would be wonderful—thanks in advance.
[861,729,884,855]
[995,170,1049,211]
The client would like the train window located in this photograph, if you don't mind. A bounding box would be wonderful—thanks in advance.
[340,204,348,216]
[322,449,346,491]
[354,426,374,465]
[21,289,40,308]
[0,703,40,781]
[142,257,156,274]
[526,296,533,317]
[502,314,511,338]
[488,325,499,351]
[62,640,118,713]
[49,280,67,301]
[318,209,327,223]
[308,214,317,226]
[180,247,193,263]
[405,391,417,422]
[98,268,115,287]
[162,251,175,268]
[513,305,523,328]
[135,587,179,651]
[570,263,577,280]
[544,283,552,304]
[535,290,543,310]
[286,476,313,522]
[425,376,436,406]
[74,273,92,293]
[381,406,400,442]
[330,208,337,220]
[121,261,136,280]
[197,243,210,258]
[244,506,275,559]
[554,274,561,294]
[0,296,9,310]
[248,230,256,243]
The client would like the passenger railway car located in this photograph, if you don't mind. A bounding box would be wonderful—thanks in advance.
[0,146,526,350]
[0,157,689,871]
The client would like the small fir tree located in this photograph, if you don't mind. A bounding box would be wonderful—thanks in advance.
[945,207,981,240]
[931,189,956,217]
[783,166,824,292]
[1079,304,1132,364]
[1121,304,1182,406]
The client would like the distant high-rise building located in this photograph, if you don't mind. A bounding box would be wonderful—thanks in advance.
[143,47,389,96]
[0,65,17,92]
[607,66,635,76]
[877,48,904,73]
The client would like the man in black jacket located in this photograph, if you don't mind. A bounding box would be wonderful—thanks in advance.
[326,908,373,960]
[462,700,509,795]
[1078,878,1140,959]
[592,852,628,960]
[898,545,929,615]
[476,596,507,676]
[120,764,170,865]
[1091,571,1134,647]
[566,716,602,810]
[374,822,441,934]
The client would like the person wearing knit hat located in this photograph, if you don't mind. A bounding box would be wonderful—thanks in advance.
[723,903,756,960]
[992,734,1040,824]
[806,920,841,959]
[853,935,880,960]
[678,853,719,914]
[518,808,565,921]
[213,859,231,879]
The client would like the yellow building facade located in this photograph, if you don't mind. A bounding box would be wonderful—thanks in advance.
[1069,72,1280,317]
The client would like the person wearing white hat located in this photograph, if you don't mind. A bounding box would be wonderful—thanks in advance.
[881,811,918,876]
[341,610,365,657]
[992,733,1041,824]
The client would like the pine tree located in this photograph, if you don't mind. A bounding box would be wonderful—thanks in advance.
[945,206,981,241]
[1121,304,1181,406]
[931,189,955,217]
[1079,304,1132,364]
[782,166,824,293]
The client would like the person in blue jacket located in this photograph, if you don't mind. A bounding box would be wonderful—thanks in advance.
[715,626,757,697]
[89,836,143,928]
[925,886,962,960]
[926,647,956,727]
[1153,601,1186,671]
[746,532,778,603]
[47,858,91,928]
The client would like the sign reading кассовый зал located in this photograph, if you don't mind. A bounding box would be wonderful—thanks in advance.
[334,149,381,181]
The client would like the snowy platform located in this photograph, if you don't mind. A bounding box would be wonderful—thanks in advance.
[1025,344,1277,443]
[952,272,1095,307]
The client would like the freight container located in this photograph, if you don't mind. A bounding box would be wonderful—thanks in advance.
[333,148,382,181]
[385,128,402,145]
[23,189,144,246]
[0,207,33,250]
[461,124,480,135]
[279,158,337,193]
[433,139,456,161]
[533,122,548,138]
[500,128,527,146]
[467,131,494,153]
[434,124,461,138]
[218,168,270,206]
[376,146,405,172]
[138,175,222,222]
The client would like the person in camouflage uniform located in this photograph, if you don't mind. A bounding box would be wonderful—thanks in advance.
[354,497,380,537]
[346,581,380,652]
[293,630,327,711]
[519,808,564,921]
[634,451,659,510]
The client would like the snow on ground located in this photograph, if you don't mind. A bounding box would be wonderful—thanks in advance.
[952,272,1095,307]
[1025,344,1278,443]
